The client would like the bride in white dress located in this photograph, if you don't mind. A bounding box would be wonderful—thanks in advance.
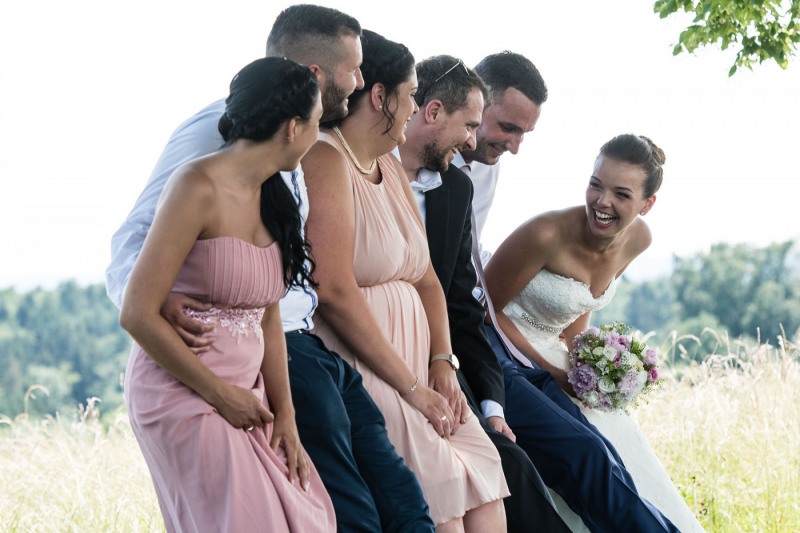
[484,134,703,532]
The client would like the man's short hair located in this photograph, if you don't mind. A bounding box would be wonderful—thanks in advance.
[415,55,487,114]
[266,4,361,71]
[474,51,548,106]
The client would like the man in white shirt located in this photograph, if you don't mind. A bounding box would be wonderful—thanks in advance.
[106,6,433,532]
[457,51,546,267]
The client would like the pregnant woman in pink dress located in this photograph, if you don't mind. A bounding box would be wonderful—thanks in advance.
[302,31,508,531]
[119,58,335,532]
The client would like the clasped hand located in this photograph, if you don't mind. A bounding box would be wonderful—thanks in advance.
[213,385,310,489]
[403,361,469,439]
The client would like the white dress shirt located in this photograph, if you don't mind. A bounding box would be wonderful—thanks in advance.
[450,153,499,267]
[105,99,317,331]
[408,168,442,226]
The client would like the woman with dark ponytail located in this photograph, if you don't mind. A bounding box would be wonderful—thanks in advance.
[119,57,335,532]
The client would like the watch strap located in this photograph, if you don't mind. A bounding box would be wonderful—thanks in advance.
[430,353,457,369]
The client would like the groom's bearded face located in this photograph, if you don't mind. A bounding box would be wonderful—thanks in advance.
[423,89,483,172]
[421,140,452,174]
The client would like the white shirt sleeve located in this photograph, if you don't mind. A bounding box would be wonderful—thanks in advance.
[481,399,505,420]
[105,99,228,308]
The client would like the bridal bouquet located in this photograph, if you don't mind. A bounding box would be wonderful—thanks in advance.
[566,322,661,412]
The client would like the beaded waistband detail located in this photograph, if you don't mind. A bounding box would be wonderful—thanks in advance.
[184,307,265,343]
[520,311,563,334]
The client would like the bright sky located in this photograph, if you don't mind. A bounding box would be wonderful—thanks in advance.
[2,0,799,290]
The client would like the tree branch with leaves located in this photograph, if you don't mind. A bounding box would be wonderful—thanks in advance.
[654,0,800,75]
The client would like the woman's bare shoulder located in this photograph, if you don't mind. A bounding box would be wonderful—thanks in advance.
[301,137,348,182]
[160,159,218,210]
[517,206,582,248]
[627,218,653,254]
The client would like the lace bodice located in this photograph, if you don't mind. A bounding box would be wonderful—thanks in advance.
[503,269,617,370]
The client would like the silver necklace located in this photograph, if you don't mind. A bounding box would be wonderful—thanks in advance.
[332,126,376,175]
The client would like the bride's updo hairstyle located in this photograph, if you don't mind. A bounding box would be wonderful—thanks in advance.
[218,57,320,290]
[334,29,414,135]
[599,134,666,199]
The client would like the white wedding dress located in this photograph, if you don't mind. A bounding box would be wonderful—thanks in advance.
[504,269,704,533]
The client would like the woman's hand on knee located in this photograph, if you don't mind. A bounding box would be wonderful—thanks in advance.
[403,384,456,439]
[213,384,274,429]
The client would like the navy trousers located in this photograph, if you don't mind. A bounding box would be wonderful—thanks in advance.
[286,331,434,533]
[484,324,679,533]
[457,371,570,533]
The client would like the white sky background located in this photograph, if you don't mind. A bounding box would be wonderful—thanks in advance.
[1,0,798,290]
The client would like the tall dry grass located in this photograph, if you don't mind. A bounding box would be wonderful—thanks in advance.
[0,396,162,532]
[1,333,798,532]
[635,331,800,532]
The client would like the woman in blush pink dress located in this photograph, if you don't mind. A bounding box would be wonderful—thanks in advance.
[302,30,508,531]
[119,57,335,533]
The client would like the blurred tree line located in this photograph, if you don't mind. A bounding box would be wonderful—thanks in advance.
[1,240,799,419]
[0,282,129,420]
[595,240,800,362]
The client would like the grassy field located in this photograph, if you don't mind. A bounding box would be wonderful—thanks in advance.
[1,335,798,532]
[635,332,800,532]
[0,400,162,532]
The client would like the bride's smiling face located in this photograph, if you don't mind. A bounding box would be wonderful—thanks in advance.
[585,155,656,236]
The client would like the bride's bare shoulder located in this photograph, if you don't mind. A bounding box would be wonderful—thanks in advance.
[626,218,653,254]
[498,208,575,256]
[517,206,582,245]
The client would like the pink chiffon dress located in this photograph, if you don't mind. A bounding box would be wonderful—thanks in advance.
[312,133,509,525]
[124,236,336,532]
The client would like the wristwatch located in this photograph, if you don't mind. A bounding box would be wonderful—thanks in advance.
[430,353,460,371]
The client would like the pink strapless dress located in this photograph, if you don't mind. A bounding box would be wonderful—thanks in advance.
[124,237,335,533]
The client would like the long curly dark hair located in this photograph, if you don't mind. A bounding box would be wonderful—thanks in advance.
[328,29,414,135]
[218,57,319,289]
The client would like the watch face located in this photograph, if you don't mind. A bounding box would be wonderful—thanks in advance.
[450,354,460,370]
[431,354,460,370]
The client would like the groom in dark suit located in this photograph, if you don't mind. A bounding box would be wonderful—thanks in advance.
[397,55,569,533]
[398,54,680,533]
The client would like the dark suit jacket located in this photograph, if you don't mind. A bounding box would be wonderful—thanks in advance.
[424,164,505,408]
[426,166,571,533]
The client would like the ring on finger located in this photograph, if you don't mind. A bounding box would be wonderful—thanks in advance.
[246,426,254,431]
[440,416,447,421]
